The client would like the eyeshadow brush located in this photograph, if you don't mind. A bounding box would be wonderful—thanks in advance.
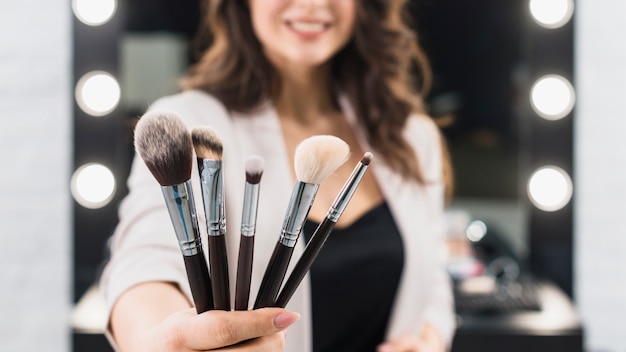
[234,155,265,310]
[133,109,213,313]
[192,126,231,311]
[275,152,373,308]
[254,135,350,308]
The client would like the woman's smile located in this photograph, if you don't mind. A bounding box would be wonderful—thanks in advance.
[285,19,331,39]
[250,0,356,68]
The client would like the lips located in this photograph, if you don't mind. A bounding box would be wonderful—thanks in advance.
[286,19,331,35]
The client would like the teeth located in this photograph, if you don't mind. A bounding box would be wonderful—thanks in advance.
[290,21,325,33]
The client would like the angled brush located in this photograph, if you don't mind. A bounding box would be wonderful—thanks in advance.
[134,109,213,313]
[192,126,230,311]
[254,135,350,308]
[275,152,373,307]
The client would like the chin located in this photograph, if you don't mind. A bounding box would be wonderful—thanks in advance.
[287,49,337,67]
[297,57,331,67]
[266,46,338,70]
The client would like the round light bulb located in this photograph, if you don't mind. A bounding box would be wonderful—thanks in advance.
[529,0,574,29]
[530,75,575,120]
[528,166,573,212]
[71,163,117,209]
[72,0,117,26]
[75,71,121,117]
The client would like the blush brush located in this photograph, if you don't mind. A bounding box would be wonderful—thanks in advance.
[275,152,373,308]
[254,135,350,308]
[234,155,265,310]
[192,126,231,311]
[133,109,213,313]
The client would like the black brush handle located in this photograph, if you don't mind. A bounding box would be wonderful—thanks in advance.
[235,235,255,310]
[208,235,231,310]
[254,243,294,309]
[183,251,214,313]
[275,219,335,308]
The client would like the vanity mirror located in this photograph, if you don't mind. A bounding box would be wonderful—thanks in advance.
[71,0,574,303]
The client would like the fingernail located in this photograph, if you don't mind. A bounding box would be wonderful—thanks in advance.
[274,311,301,329]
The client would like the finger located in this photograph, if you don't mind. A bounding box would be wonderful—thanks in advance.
[178,308,299,350]
[214,331,286,351]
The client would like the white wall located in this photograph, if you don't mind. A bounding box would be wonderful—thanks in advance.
[0,1,71,351]
[575,1,626,351]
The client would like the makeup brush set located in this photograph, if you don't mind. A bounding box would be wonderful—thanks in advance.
[133,109,372,313]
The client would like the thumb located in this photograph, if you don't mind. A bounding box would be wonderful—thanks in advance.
[185,308,300,349]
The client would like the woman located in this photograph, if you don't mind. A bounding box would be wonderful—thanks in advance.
[101,0,455,351]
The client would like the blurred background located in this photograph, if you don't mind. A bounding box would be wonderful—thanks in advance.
[1,0,625,350]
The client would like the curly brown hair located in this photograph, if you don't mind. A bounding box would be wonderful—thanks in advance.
[182,0,451,190]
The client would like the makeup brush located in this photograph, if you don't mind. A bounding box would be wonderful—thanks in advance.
[275,152,373,308]
[234,155,265,310]
[133,109,213,313]
[254,135,350,308]
[192,126,230,311]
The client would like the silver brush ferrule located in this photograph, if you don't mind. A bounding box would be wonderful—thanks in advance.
[279,181,319,247]
[327,162,370,222]
[241,182,260,237]
[199,159,226,237]
[161,181,202,256]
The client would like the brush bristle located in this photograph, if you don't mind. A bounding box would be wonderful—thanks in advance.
[191,126,223,160]
[294,135,350,184]
[361,152,373,166]
[245,155,265,185]
[134,109,193,186]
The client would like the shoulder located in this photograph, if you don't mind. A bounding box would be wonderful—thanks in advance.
[404,113,441,145]
[147,90,232,129]
[403,113,445,181]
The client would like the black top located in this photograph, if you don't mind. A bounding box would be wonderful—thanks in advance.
[302,201,404,352]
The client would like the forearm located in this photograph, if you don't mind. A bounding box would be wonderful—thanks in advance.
[110,282,191,351]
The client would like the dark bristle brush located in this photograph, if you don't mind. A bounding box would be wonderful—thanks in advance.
[133,109,213,313]
[192,126,231,311]
[234,155,265,310]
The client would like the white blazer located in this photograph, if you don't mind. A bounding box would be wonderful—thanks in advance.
[100,90,455,351]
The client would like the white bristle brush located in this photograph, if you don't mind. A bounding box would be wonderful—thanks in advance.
[276,152,373,307]
[254,135,350,308]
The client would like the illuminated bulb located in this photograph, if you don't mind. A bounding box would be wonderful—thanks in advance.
[530,75,575,120]
[529,0,574,29]
[75,71,121,117]
[71,163,116,209]
[528,166,573,212]
[466,220,488,243]
[72,0,117,26]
